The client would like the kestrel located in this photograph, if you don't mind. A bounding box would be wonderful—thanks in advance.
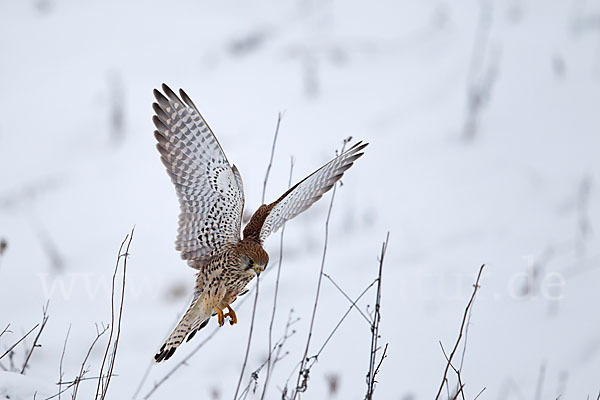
[152,84,367,362]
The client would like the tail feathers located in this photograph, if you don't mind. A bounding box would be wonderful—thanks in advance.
[154,301,210,363]
[186,318,209,343]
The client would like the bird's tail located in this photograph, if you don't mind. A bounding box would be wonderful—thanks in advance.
[154,297,210,363]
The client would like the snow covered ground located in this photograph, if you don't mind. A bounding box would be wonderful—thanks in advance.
[1,0,600,398]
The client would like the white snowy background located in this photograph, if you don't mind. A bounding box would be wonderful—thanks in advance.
[1,0,599,398]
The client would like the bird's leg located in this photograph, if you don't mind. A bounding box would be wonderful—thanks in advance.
[215,306,225,327]
[224,305,237,326]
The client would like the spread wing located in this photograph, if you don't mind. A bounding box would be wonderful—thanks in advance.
[153,84,245,269]
[243,141,367,243]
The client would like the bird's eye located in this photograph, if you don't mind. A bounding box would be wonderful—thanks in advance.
[248,260,255,267]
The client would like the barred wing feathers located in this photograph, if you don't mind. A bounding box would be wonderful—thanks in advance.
[244,141,368,243]
[153,84,245,269]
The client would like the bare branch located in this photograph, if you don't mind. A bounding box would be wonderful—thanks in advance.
[233,276,261,399]
[365,232,390,400]
[434,264,486,400]
[323,272,372,325]
[101,226,133,398]
[313,278,377,362]
[239,310,298,400]
[261,157,294,400]
[21,301,50,374]
[292,138,351,399]
[57,324,71,399]
[0,324,39,361]
[473,387,487,400]
[0,324,11,339]
[261,112,285,204]
[233,111,286,400]
[439,342,465,400]
[372,344,388,383]
[72,325,110,399]
[94,233,129,397]
[285,210,383,399]
[95,227,134,399]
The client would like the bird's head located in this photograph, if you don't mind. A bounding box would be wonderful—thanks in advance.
[239,241,269,275]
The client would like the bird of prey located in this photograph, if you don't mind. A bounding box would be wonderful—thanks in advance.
[152,84,367,362]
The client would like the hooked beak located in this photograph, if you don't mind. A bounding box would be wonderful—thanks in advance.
[253,266,264,275]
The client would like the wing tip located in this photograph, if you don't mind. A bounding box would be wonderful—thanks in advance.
[153,88,169,104]
[346,140,368,154]
[179,88,199,111]
[152,114,168,131]
[162,83,182,103]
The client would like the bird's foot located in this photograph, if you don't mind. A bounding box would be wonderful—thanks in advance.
[224,305,237,326]
[215,306,225,327]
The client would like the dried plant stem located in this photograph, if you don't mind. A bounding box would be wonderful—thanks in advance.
[323,272,372,325]
[233,276,260,399]
[292,139,351,399]
[238,310,298,400]
[95,227,133,400]
[57,324,70,399]
[365,232,389,399]
[292,182,337,398]
[232,111,284,400]
[281,279,379,395]
[94,234,128,397]
[434,264,486,400]
[101,227,132,398]
[0,324,39,361]
[473,387,487,400]
[439,342,465,400]
[21,301,50,374]
[71,324,110,399]
[313,278,377,361]
[261,112,285,204]
[0,324,10,339]
[261,157,294,400]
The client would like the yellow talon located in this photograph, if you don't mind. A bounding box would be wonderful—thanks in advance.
[224,305,237,325]
[215,306,225,327]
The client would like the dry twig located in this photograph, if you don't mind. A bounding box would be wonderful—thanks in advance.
[0,324,39,361]
[233,276,261,399]
[238,310,298,400]
[57,324,70,399]
[95,227,134,399]
[439,342,465,400]
[0,324,10,340]
[262,112,285,204]
[291,138,351,399]
[21,301,50,374]
[473,387,487,400]
[365,233,390,400]
[261,157,294,400]
[323,272,372,325]
[71,324,110,399]
[234,112,285,399]
[282,257,382,397]
[434,264,486,400]
[313,278,377,362]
